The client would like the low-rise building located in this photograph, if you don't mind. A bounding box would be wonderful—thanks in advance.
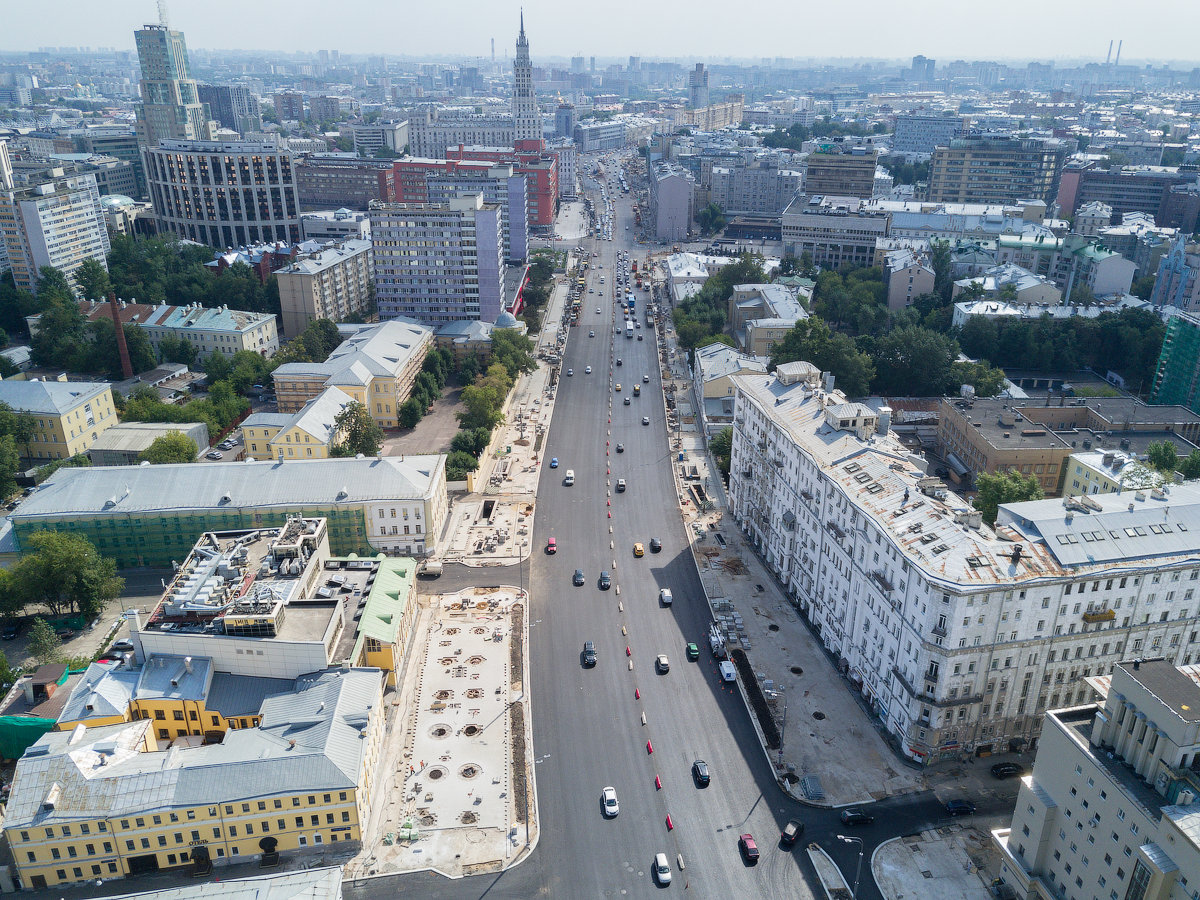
[727,283,807,355]
[938,396,1073,494]
[1063,447,1167,498]
[883,248,936,311]
[241,386,354,460]
[299,209,371,242]
[1073,200,1113,236]
[66,299,280,359]
[0,379,117,462]
[693,342,766,431]
[952,263,1063,306]
[270,320,433,428]
[274,239,374,339]
[782,195,890,270]
[87,422,209,466]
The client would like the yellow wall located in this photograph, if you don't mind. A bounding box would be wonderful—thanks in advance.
[268,424,334,460]
[24,388,118,460]
[243,422,283,458]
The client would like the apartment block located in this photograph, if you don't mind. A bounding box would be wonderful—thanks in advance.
[407,106,513,159]
[369,195,505,325]
[275,239,374,338]
[294,156,396,210]
[0,169,110,294]
[0,380,117,462]
[1058,160,1198,223]
[727,362,1200,764]
[351,121,408,157]
[710,162,803,217]
[890,113,969,156]
[145,140,302,247]
[649,161,694,242]
[928,135,1067,205]
[993,660,1200,900]
[445,142,556,230]
[134,24,213,148]
[270,320,432,428]
[273,92,304,121]
[803,149,877,199]
[781,195,890,269]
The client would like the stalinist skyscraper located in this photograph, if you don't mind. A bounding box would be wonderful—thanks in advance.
[512,11,542,146]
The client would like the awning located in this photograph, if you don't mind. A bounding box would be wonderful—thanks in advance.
[946,452,969,476]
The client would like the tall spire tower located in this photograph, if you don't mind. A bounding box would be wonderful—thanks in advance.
[512,10,542,145]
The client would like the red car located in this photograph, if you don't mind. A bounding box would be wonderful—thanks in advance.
[546,538,556,554]
[738,833,759,862]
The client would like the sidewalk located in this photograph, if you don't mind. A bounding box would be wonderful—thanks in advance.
[871,829,996,900]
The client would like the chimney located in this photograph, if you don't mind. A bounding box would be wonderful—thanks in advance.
[108,291,134,380]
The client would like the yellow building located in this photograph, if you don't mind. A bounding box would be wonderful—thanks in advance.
[242,386,354,461]
[271,321,432,429]
[0,378,117,461]
[349,557,418,686]
[7,665,384,889]
[937,397,1072,495]
[1063,448,1164,497]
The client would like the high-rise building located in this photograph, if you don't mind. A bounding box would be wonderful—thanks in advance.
[928,134,1067,205]
[891,113,969,156]
[275,239,374,338]
[308,95,343,124]
[688,63,710,109]
[370,194,504,325]
[512,13,542,145]
[134,23,212,148]
[570,56,585,74]
[274,91,305,121]
[445,142,557,230]
[804,148,878,199]
[649,160,694,242]
[910,55,936,81]
[555,103,577,140]
[69,127,148,199]
[144,140,302,247]
[0,168,111,294]
[197,83,261,133]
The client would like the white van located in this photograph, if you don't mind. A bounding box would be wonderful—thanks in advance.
[719,660,737,682]
[563,470,575,486]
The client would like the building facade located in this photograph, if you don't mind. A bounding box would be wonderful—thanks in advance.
[1153,310,1200,413]
[68,299,279,359]
[351,121,408,157]
[145,140,302,247]
[512,14,542,144]
[0,380,117,462]
[803,149,877,199]
[710,162,803,217]
[890,114,969,156]
[294,156,396,210]
[649,161,694,242]
[197,84,261,134]
[928,135,1067,205]
[407,106,514,160]
[781,195,890,269]
[445,142,556,230]
[275,239,374,338]
[134,24,213,148]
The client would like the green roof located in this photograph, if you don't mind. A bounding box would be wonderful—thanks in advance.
[351,556,417,660]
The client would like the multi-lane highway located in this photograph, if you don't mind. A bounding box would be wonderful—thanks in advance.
[358,158,957,900]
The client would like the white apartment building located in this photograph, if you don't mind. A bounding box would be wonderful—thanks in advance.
[275,239,374,338]
[351,120,408,157]
[710,162,803,217]
[0,169,110,295]
[408,107,514,159]
[728,362,1200,764]
[890,113,969,157]
[993,659,1200,900]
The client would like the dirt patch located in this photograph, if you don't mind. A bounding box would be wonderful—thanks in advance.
[511,701,527,824]
[509,605,524,690]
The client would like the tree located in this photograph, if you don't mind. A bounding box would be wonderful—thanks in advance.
[398,398,424,429]
[868,326,958,396]
[973,470,1044,526]
[159,333,198,367]
[74,258,112,301]
[27,617,60,665]
[1179,449,1200,481]
[36,266,74,302]
[458,364,512,431]
[769,318,875,397]
[446,450,480,481]
[694,203,727,235]
[709,427,732,480]
[490,328,537,379]
[950,360,1007,397]
[332,401,385,457]
[139,431,199,464]
[1147,441,1180,474]
[9,531,124,622]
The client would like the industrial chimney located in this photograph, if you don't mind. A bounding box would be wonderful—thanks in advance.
[108,292,134,380]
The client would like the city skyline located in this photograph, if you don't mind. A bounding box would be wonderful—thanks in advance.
[4,0,1200,65]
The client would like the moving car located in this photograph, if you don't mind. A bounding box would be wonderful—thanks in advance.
[616,358,622,366]
[781,820,804,846]
[650,538,662,552]
[615,383,622,392]
[602,786,619,817]
[686,642,700,661]
[990,762,1025,779]
[595,307,601,314]
[598,571,612,590]
[655,654,670,673]
[659,587,675,606]
[616,478,626,492]
[633,385,640,396]
[563,470,575,486]
[642,416,650,425]
[623,396,631,405]
[633,542,644,557]
[738,834,759,862]
[549,457,558,468]
[653,853,672,885]
[839,809,875,826]
[567,368,573,376]
[585,365,592,374]
[582,641,597,666]
[692,759,710,786]
[719,660,737,681]
[573,569,586,586]
[946,799,976,817]
[616,443,625,453]
[546,538,556,554]
[589,330,594,337]
[643,374,650,383]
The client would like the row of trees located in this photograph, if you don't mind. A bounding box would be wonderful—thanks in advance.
[674,253,768,350]
[518,254,556,333]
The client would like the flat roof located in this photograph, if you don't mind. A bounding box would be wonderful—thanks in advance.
[102,866,344,900]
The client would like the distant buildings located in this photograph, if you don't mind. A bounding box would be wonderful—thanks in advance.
[145,140,302,247]
[890,113,968,156]
[688,63,710,110]
[927,134,1067,205]
[351,120,408,157]
[1058,160,1200,229]
[370,195,504,325]
[407,106,514,159]
[197,84,261,134]
[1150,236,1200,313]
[0,379,117,462]
[294,155,397,210]
[710,161,803,217]
[273,91,304,121]
[275,239,374,338]
[649,161,694,242]
[573,120,627,153]
[134,24,212,148]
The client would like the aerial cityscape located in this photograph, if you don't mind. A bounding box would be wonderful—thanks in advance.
[2,3,1200,899]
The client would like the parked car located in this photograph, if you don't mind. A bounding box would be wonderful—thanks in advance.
[990,762,1025,779]
[112,639,134,653]
[653,853,671,885]
[839,809,874,826]
[1,622,19,640]
[738,834,759,862]
[659,588,673,606]
[946,799,976,817]
[205,450,223,460]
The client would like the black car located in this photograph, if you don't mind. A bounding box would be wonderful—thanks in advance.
[780,819,804,846]
[990,762,1026,779]
[946,799,976,817]
[691,759,710,786]
[649,538,662,553]
[573,569,586,586]
[1,622,19,640]
[598,571,612,590]
[582,641,597,667]
[839,809,874,826]
[616,443,625,453]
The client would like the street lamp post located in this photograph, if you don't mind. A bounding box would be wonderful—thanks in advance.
[837,835,864,898]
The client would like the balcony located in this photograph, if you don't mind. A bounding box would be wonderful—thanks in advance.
[1082,608,1115,624]
[891,666,984,708]
[869,570,894,594]
[931,624,947,637]
[826,521,846,540]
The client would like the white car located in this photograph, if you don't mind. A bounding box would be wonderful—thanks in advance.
[659,588,673,606]
[585,366,592,374]
[602,786,619,817]
[596,307,601,314]
[654,853,672,884]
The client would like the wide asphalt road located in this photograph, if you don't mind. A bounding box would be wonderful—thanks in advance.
[355,161,972,900]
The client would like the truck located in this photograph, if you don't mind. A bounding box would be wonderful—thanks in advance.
[626,321,634,339]
[626,294,636,315]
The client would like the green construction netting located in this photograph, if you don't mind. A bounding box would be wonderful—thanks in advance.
[0,716,56,761]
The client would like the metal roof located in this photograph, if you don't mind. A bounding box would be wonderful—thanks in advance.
[102,866,343,900]
[351,558,416,662]
[0,380,110,416]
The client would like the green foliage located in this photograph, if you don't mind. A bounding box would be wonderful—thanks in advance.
[0,271,43,338]
[878,157,930,186]
[29,292,157,378]
[490,329,537,379]
[673,254,766,350]
[272,318,344,367]
[331,401,384,457]
[1179,449,1200,481]
[457,364,513,432]
[10,531,124,622]
[811,268,888,336]
[864,326,959,396]
[158,333,199,366]
[709,427,732,481]
[1147,441,1180,474]
[27,617,60,665]
[122,382,248,437]
[422,348,454,389]
[695,203,727,236]
[139,431,199,464]
[973,470,1043,525]
[33,453,90,484]
[398,398,424,429]
[36,266,74,301]
[73,258,112,301]
[769,318,875,397]
[450,427,492,457]
[446,450,481,480]
[950,360,1007,397]
[1130,275,1157,301]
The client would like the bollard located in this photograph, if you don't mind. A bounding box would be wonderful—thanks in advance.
[655,775,662,790]
[665,813,673,830]
[647,740,654,754]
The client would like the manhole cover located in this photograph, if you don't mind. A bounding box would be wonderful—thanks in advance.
[459,764,480,779]
[466,688,484,699]
[444,628,460,635]
[813,711,826,720]
[427,766,447,781]
[463,725,481,737]
[434,689,453,700]
[467,655,485,665]
[429,724,451,739]
[768,624,780,632]
[460,811,478,825]
[790,666,803,675]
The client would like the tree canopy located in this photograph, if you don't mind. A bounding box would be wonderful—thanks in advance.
[769,318,875,397]
[332,401,384,457]
[973,471,1044,526]
[139,431,200,464]
[674,254,766,350]
[7,531,124,622]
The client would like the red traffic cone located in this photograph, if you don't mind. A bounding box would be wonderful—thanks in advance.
[647,740,654,754]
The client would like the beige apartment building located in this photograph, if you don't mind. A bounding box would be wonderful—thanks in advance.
[0,379,118,462]
[938,397,1073,494]
[275,239,374,339]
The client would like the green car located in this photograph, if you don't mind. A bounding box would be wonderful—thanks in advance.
[686,642,700,661]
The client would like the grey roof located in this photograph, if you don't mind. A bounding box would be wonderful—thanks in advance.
[1116,659,1200,723]
[242,412,294,429]
[0,379,110,416]
[88,423,206,455]
[57,663,140,723]
[14,455,444,520]
[102,867,343,900]
[6,668,382,827]
[205,672,295,719]
[694,342,767,384]
[134,655,213,703]
[273,320,432,388]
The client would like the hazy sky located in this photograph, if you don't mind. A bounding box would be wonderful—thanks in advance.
[6,0,1200,65]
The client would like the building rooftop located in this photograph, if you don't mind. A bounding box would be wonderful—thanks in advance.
[272,320,431,387]
[1055,705,1167,822]
[694,342,767,384]
[87,423,205,456]
[944,396,1074,451]
[274,239,372,276]
[0,380,110,416]
[101,866,344,900]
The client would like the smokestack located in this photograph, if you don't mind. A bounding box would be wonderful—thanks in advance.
[108,291,134,380]
[1105,40,1113,65]
[1115,41,1122,66]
